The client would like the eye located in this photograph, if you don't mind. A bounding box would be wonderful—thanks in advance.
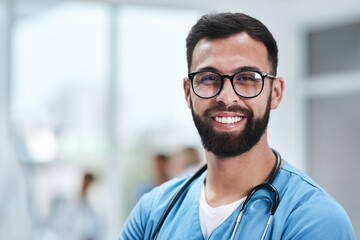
[195,72,221,85]
[234,72,261,85]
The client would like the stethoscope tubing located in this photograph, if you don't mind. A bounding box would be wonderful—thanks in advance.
[230,183,279,240]
[152,149,282,240]
[151,164,207,240]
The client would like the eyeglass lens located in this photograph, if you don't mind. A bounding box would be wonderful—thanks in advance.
[192,71,263,98]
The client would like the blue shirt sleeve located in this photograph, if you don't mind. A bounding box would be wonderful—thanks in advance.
[118,177,187,240]
[118,191,154,240]
[282,195,356,239]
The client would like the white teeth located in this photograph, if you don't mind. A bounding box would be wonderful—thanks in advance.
[215,116,243,124]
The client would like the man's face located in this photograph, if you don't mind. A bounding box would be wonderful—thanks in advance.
[184,33,282,157]
[190,94,271,157]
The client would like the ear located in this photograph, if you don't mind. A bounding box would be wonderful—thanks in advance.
[183,77,192,109]
[270,76,284,110]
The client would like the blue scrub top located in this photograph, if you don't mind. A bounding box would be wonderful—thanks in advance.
[119,161,355,239]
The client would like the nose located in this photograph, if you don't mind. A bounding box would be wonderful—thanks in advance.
[215,78,239,106]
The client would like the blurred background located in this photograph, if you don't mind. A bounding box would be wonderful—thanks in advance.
[1,0,360,239]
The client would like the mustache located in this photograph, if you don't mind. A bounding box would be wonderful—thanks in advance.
[203,104,252,118]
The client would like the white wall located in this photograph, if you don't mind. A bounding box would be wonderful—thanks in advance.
[0,0,9,125]
[0,1,33,239]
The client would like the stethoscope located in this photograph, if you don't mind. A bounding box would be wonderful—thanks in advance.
[151,149,282,240]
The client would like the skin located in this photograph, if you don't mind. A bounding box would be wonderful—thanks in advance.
[183,32,284,207]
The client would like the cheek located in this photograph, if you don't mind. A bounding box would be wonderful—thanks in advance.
[191,98,202,113]
[190,95,211,114]
[246,94,271,118]
[259,95,272,117]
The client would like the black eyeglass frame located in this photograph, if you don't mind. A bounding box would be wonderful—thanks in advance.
[188,70,276,99]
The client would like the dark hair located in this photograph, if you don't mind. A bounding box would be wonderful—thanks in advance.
[154,154,168,163]
[186,13,278,75]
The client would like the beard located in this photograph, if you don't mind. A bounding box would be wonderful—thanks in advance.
[191,96,271,158]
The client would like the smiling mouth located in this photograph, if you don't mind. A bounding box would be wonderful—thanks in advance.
[214,116,243,124]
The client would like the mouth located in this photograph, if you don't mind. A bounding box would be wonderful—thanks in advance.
[214,116,243,124]
[204,106,249,131]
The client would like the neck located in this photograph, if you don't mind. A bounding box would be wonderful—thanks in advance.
[204,134,276,207]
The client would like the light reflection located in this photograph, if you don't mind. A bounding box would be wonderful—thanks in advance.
[25,127,58,162]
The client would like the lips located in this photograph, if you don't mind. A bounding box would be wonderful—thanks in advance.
[214,116,243,124]
[205,105,249,128]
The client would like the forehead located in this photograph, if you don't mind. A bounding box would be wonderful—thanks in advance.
[191,33,270,73]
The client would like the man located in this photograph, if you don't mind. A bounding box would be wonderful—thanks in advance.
[119,13,355,239]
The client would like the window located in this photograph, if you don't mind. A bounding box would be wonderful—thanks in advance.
[12,2,110,163]
[307,20,360,75]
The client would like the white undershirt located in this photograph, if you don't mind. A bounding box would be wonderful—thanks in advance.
[199,185,245,240]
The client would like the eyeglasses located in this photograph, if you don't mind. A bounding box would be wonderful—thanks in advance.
[188,70,276,99]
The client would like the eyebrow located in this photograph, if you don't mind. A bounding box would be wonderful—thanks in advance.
[195,65,262,74]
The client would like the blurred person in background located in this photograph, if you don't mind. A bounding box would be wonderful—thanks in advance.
[168,147,202,178]
[74,172,100,240]
[152,154,170,187]
[119,12,355,239]
[139,154,170,197]
[47,172,101,240]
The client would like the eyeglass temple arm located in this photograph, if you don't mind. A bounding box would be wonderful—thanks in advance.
[262,72,277,79]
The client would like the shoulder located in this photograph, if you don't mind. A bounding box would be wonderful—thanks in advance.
[118,176,191,240]
[142,175,192,209]
[277,161,355,239]
[133,176,191,217]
